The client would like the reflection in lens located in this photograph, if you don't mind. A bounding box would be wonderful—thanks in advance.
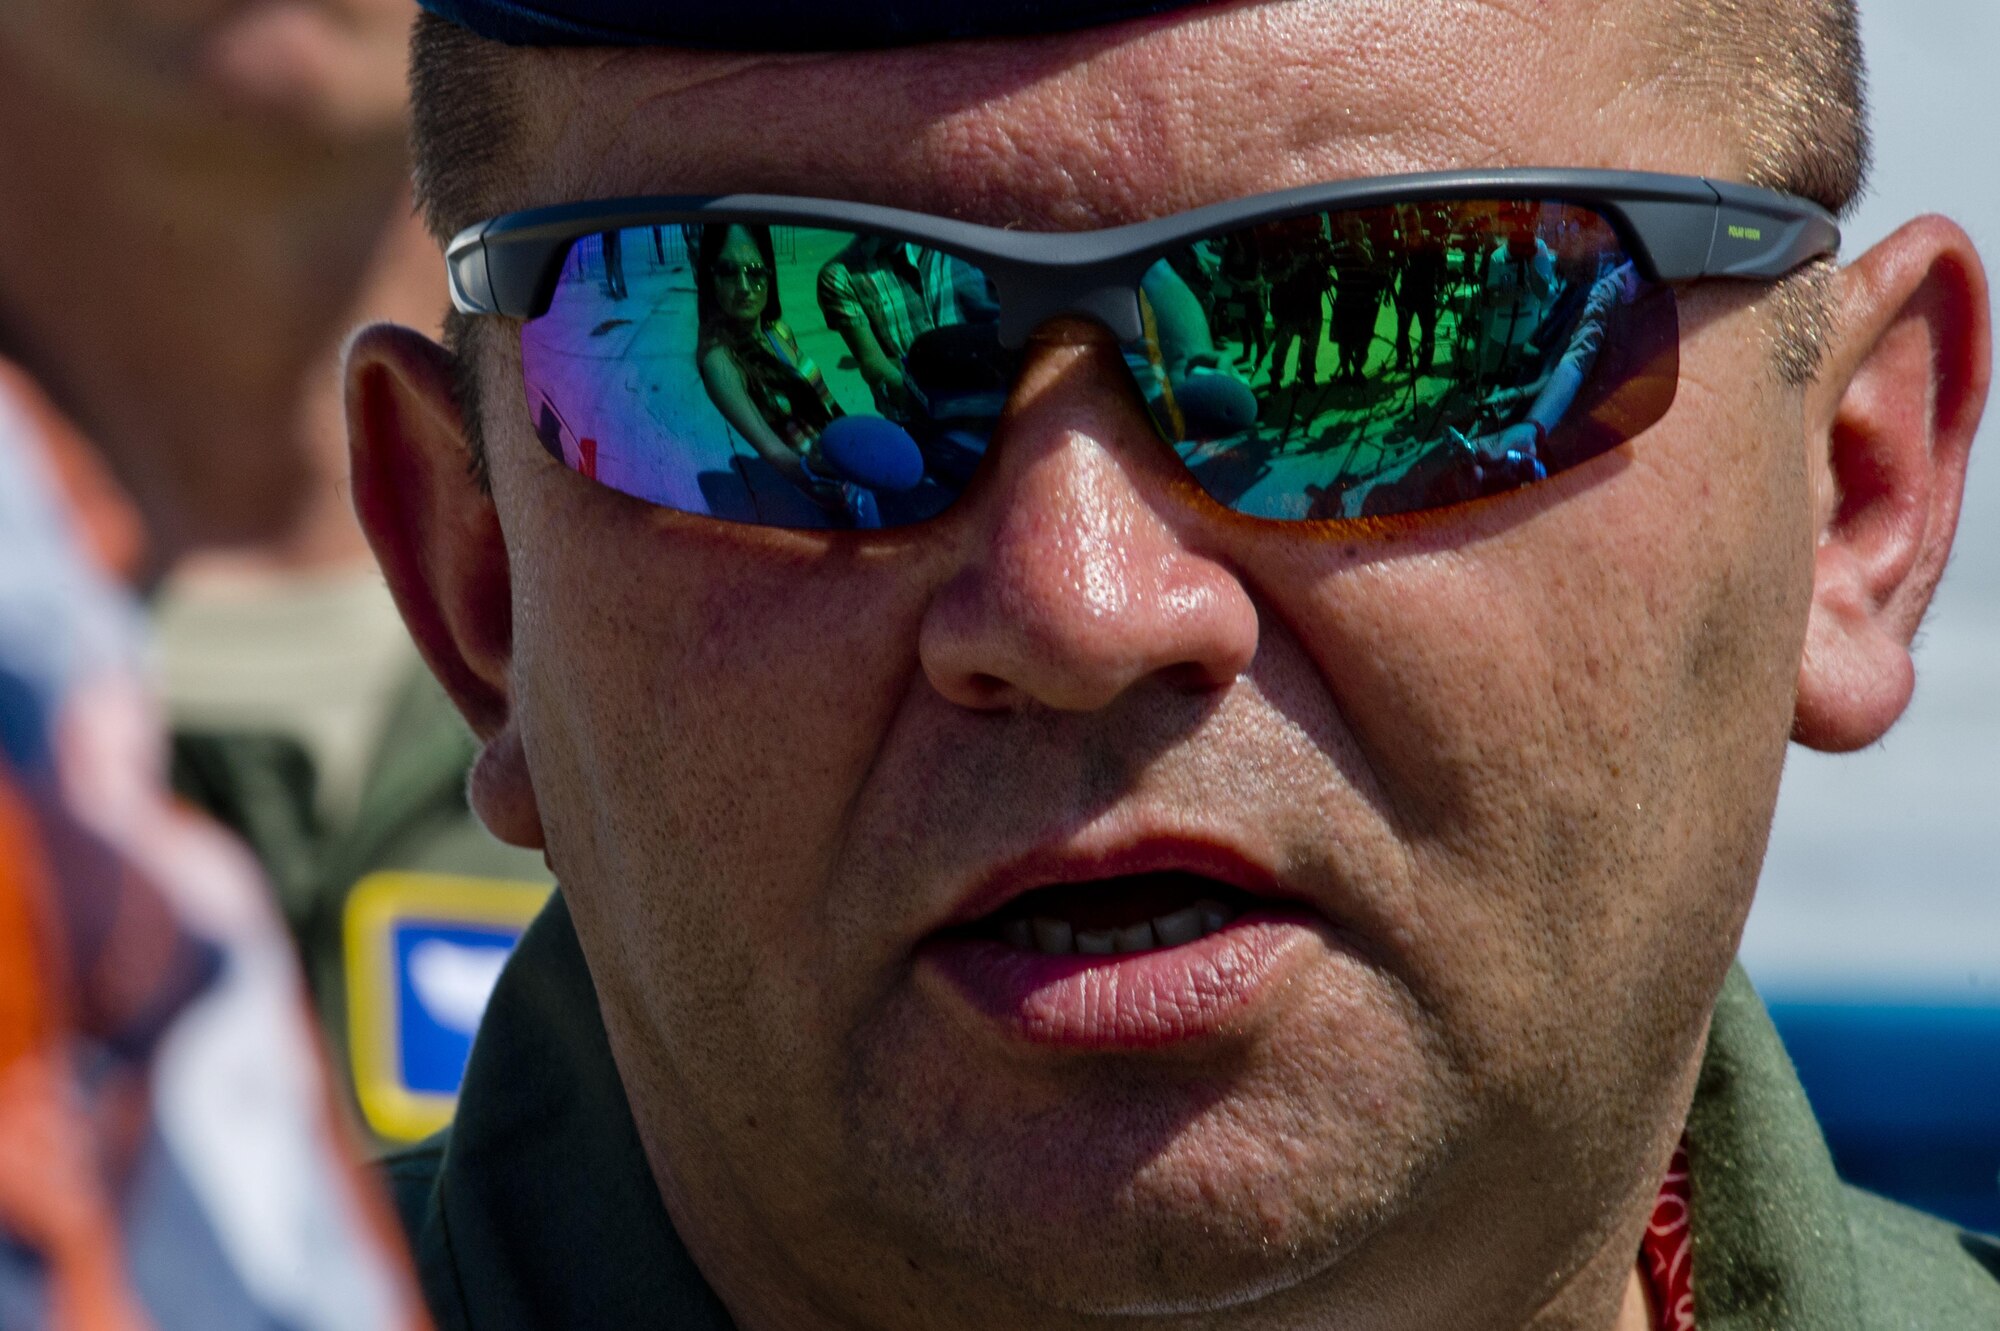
[1146,201,1678,520]
[518,202,1676,531]
[519,223,1000,530]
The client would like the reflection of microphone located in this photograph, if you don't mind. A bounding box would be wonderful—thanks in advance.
[817,415,926,493]
[1174,372,1258,437]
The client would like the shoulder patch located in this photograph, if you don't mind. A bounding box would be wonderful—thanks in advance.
[344,872,552,1141]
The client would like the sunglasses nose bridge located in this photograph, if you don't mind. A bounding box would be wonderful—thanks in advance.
[990,265,1145,347]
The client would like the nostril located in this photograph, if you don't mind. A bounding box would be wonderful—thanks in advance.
[1160,660,1233,695]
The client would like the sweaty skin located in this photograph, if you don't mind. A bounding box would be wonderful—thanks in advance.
[347,2,1990,1328]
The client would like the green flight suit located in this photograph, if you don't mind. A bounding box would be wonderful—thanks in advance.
[173,664,552,1143]
[384,894,2000,1329]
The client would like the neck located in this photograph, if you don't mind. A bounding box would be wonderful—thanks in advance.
[0,48,445,580]
[665,1178,1665,1331]
[625,1050,1683,1331]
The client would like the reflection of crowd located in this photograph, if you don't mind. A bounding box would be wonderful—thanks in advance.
[815,236,997,420]
[1327,212,1390,381]
[664,206,1608,527]
[684,225,1224,526]
[1263,214,1336,389]
[680,225,993,525]
[1150,202,1646,519]
[1392,204,1448,376]
[1173,203,1581,402]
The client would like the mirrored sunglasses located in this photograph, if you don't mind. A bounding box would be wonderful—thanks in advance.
[446,170,1837,530]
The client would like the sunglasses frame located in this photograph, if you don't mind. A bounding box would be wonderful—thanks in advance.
[447,168,1839,348]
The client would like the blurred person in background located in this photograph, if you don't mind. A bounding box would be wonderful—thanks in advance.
[0,326,426,1327]
[0,0,551,1148]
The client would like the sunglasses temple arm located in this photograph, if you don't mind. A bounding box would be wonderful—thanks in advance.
[1701,181,1843,280]
[446,226,500,315]
[1621,183,1840,286]
[448,224,580,319]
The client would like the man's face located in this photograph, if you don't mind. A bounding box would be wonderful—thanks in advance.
[480,2,1816,1322]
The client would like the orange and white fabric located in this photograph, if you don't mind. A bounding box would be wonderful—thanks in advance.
[0,364,428,1331]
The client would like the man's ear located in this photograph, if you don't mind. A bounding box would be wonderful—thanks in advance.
[345,323,544,849]
[1793,217,1992,753]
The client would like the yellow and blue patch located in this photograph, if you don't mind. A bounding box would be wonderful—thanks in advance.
[344,872,553,1141]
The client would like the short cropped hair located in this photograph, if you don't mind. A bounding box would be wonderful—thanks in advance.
[1649,0,1871,384]
[409,16,521,260]
[407,0,1869,481]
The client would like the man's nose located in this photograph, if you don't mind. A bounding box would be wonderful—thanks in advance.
[917,327,1259,713]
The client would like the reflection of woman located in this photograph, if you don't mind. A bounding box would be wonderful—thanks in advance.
[693,224,844,489]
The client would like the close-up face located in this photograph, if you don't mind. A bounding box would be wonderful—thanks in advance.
[425,0,1882,1325]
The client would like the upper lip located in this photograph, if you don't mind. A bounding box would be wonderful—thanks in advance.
[933,832,1291,933]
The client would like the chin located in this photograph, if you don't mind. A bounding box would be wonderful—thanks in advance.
[839,1050,1452,1318]
[905,1142,1409,1318]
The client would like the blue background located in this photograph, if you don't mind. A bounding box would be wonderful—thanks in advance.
[1770,1003,2000,1232]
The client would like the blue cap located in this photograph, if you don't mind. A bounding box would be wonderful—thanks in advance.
[417,0,1209,49]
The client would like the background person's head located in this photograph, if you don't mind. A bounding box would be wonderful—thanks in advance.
[347,2,1990,1328]
[0,0,414,141]
[0,0,434,571]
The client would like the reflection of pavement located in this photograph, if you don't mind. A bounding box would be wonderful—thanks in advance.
[533,259,720,511]
[526,229,882,516]
[1188,299,1479,519]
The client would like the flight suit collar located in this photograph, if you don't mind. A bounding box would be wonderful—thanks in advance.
[418,892,734,1329]
[1685,966,1863,1331]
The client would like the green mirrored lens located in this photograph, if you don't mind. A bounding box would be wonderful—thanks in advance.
[1141,200,1677,520]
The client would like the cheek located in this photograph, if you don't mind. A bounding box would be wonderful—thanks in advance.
[1238,364,1812,1071]
[501,468,939,1044]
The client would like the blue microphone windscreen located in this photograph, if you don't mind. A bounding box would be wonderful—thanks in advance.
[818,417,926,494]
[1175,374,1259,436]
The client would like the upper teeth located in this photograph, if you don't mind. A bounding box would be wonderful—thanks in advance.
[998,899,1238,955]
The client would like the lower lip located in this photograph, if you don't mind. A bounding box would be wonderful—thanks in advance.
[916,909,1324,1050]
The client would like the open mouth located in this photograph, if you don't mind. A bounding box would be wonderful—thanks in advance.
[921,856,1327,1048]
[951,871,1262,957]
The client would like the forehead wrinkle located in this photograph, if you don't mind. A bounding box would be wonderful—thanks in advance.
[888,0,1543,227]
[530,0,1698,226]
[535,45,820,204]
